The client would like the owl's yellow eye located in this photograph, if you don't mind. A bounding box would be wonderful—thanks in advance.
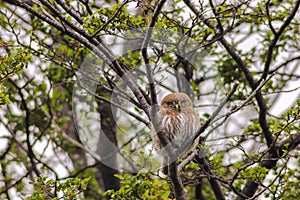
[179,100,187,107]
[166,102,173,107]
[166,102,180,110]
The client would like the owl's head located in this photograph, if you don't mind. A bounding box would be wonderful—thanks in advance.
[160,93,193,112]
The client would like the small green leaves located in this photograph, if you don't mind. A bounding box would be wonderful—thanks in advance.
[240,166,269,181]
[0,85,9,105]
[0,47,31,105]
[105,173,170,200]
[83,4,146,35]
[27,176,91,200]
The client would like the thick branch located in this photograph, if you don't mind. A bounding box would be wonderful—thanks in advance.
[141,0,167,107]
[169,161,187,200]
[219,38,274,147]
[96,100,120,192]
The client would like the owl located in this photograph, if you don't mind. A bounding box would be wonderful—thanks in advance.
[152,92,200,173]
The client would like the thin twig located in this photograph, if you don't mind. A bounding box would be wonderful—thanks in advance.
[91,0,129,37]
[212,75,273,124]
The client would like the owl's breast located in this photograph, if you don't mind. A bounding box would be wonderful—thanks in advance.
[159,112,183,138]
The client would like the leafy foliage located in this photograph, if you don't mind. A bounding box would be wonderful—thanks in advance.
[105,173,170,200]
[0,47,31,105]
[27,176,91,200]
[83,3,146,34]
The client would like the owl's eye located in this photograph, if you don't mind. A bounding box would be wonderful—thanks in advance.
[179,100,187,107]
[166,101,181,111]
[166,102,173,107]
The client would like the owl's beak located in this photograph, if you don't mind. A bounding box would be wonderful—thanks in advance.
[175,103,180,111]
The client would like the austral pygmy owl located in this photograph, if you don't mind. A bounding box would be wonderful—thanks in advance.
[152,93,200,173]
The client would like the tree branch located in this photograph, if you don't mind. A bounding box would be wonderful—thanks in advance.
[56,0,84,24]
[193,81,239,142]
[141,0,167,108]
[8,79,40,176]
[142,2,188,199]
[91,0,129,37]
[238,132,300,199]
[212,73,275,124]
[5,0,152,116]
[194,156,225,200]
[184,0,274,148]
[261,0,300,81]
[168,161,187,200]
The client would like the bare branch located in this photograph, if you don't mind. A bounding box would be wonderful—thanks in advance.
[213,73,275,124]
[8,79,40,176]
[208,0,224,33]
[261,0,300,81]
[193,81,239,142]
[266,0,276,35]
[168,161,187,200]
